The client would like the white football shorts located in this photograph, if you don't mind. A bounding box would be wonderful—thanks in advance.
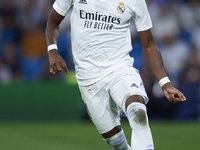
[78,66,149,134]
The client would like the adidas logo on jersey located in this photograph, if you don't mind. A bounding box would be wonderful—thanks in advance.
[79,0,87,4]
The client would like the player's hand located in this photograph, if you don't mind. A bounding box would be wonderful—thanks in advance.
[162,83,186,104]
[48,49,69,74]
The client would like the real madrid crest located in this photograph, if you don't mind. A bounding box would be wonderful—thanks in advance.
[117,2,125,14]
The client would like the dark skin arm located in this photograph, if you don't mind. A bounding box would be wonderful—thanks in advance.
[138,29,186,104]
[46,9,69,74]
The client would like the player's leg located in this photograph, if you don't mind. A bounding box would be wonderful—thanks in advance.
[110,67,154,150]
[124,95,154,150]
[78,82,131,150]
[102,125,131,150]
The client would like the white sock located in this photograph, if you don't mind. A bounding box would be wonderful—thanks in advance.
[126,102,154,150]
[104,129,131,150]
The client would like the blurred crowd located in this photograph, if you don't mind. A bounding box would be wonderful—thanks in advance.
[0,0,200,119]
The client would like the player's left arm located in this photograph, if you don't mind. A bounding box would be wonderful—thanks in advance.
[138,29,186,104]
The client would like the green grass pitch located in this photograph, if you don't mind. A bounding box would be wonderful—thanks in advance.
[0,121,199,150]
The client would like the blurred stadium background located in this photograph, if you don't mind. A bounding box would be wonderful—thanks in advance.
[0,0,200,149]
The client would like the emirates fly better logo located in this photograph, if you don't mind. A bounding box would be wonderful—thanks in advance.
[117,2,125,14]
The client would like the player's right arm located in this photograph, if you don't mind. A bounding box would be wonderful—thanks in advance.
[132,0,186,104]
[46,9,69,74]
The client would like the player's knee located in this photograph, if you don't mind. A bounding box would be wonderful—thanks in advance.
[126,102,148,130]
[104,130,130,150]
[133,109,147,125]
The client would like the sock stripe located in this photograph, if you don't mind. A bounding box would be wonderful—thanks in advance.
[109,134,125,145]
[110,136,126,148]
[116,138,126,147]
[109,133,124,143]
[128,112,136,120]
[127,104,146,116]
[105,131,128,148]
[127,106,144,115]
[127,105,146,120]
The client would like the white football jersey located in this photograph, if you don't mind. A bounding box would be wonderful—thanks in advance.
[53,0,152,86]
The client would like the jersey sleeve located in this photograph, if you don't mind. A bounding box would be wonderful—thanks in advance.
[132,0,153,32]
[53,0,73,16]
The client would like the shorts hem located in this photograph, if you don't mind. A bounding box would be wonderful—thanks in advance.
[98,122,121,134]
